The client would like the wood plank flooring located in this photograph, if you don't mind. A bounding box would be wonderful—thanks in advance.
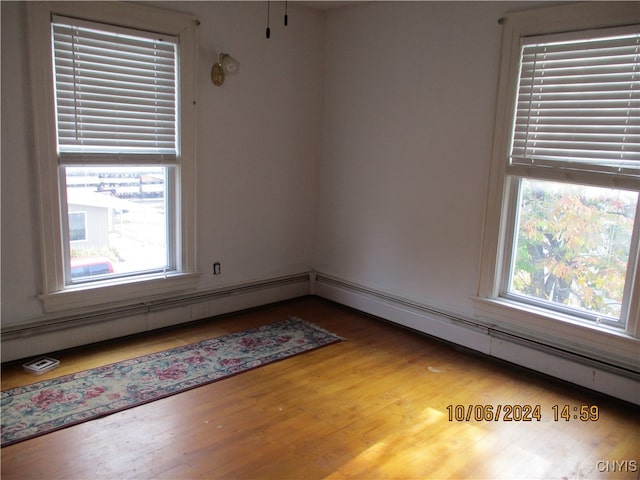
[1,296,638,479]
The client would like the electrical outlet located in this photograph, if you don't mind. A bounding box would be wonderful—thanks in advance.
[213,262,221,275]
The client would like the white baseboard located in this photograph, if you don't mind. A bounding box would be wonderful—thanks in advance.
[313,273,640,405]
[1,273,311,363]
[4,270,638,405]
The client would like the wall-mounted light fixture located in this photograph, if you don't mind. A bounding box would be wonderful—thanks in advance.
[211,53,240,86]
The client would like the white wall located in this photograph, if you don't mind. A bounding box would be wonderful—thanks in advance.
[0,0,544,343]
[2,0,636,402]
[1,1,323,326]
[184,1,323,287]
[316,1,508,316]
[1,1,44,323]
[313,1,639,405]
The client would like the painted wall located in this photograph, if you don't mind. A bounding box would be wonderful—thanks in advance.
[316,1,514,317]
[1,1,323,326]
[5,0,599,358]
[3,0,636,400]
[1,1,43,323]
[182,1,324,286]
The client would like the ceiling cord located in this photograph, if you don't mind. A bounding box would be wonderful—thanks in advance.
[266,0,271,38]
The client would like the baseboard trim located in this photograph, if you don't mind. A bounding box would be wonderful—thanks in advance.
[4,270,638,404]
[1,273,311,362]
[313,273,640,405]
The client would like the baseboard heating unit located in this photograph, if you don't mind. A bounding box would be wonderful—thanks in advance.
[312,273,639,406]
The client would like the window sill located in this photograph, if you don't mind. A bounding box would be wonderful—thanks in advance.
[472,296,639,373]
[40,272,201,314]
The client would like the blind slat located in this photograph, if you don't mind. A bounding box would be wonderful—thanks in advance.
[52,17,178,157]
[510,27,640,179]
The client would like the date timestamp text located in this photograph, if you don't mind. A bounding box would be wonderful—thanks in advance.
[446,404,599,422]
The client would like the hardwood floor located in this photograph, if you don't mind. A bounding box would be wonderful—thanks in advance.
[1,296,638,479]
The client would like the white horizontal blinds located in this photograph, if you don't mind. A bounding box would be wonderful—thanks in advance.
[52,16,178,162]
[511,26,640,179]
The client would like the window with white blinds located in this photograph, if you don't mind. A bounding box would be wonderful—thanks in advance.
[476,4,640,373]
[52,16,178,162]
[510,26,640,180]
[28,1,196,311]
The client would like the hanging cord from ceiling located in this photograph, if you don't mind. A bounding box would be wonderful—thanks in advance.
[266,0,271,38]
[266,0,289,39]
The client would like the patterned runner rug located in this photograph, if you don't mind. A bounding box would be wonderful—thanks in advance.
[1,317,343,447]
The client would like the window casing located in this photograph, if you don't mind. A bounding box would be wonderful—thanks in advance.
[476,3,640,369]
[28,2,198,313]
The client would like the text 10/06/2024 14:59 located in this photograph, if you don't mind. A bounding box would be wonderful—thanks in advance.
[446,404,600,422]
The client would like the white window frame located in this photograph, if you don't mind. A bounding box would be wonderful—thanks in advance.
[28,2,199,313]
[475,2,640,371]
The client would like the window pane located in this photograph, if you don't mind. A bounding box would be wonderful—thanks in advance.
[68,211,87,241]
[509,178,638,321]
[65,166,170,282]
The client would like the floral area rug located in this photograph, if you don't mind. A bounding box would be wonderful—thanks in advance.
[1,317,343,447]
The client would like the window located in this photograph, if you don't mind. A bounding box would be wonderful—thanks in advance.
[28,2,197,312]
[476,3,640,364]
[53,17,178,285]
[504,27,640,328]
[68,212,87,242]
